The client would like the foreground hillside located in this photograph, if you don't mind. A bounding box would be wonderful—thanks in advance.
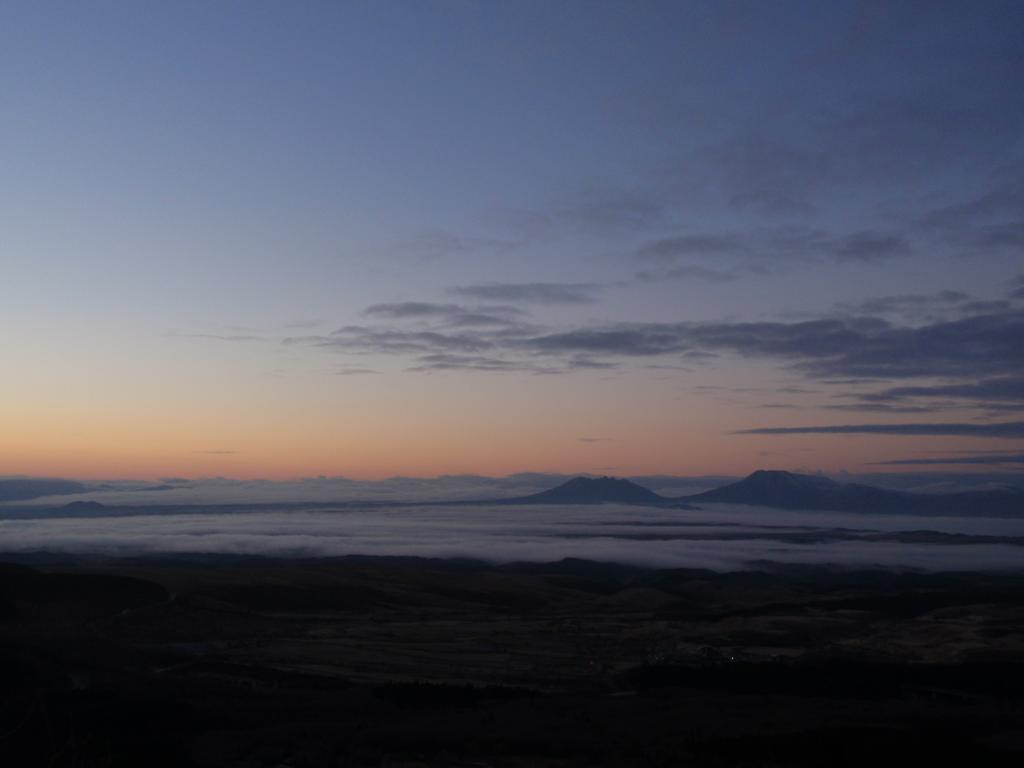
[2,555,1023,766]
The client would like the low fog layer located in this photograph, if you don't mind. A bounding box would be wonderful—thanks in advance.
[1,503,1022,572]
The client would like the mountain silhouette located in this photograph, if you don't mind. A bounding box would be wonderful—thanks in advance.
[509,476,669,505]
[687,470,1023,516]
[62,500,107,511]
[689,470,904,511]
[0,478,90,502]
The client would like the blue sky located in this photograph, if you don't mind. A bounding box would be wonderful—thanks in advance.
[2,1,1022,479]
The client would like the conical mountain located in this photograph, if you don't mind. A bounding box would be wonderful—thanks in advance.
[516,476,666,504]
[688,470,908,511]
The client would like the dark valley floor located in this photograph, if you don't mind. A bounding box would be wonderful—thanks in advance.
[2,555,1024,766]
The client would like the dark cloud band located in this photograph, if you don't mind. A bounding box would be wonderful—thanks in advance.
[737,422,1024,438]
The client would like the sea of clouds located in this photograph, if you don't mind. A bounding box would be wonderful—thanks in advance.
[2,502,1023,572]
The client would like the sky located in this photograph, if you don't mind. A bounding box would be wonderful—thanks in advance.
[2,0,1022,481]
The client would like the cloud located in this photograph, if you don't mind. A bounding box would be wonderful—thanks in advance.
[858,376,1024,405]
[364,302,525,327]
[449,282,598,304]
[287,297,1024,403]
[282,319,321,330]
[630,227,817,274]
[171,332,265,342]
[830,231,912,263]
[368,39,1021,308]
[557,185,667,234]
[567,357,618,370]
[737,421,1024,438]
[635,265,742,283]
[710,83,1024,210]
[826,375,1024,415]
[729,190,817,217]
[831,288,1015,325]
[386,228,518,260]
[630,226,913,281]
[635,234,744,262]
[286,326,498,355]
[918,174,1024,255]
[364,302,464,319]
[1010,275,1024,300]
[657,83,1022,275]
[770,309,1024,380]
[873,454,1024,466]
[408,353,543,373]
[846,290,971,315]
[521,326,693,357]
[407,352,612,375]
[824,403,941,415]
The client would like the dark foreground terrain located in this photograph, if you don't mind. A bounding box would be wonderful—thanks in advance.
[2,555,1023,767]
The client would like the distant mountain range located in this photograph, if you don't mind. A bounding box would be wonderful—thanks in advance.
[685,470,1023,516]
[0,478,90,503]
[499,470,1023,517]
[3,470,1021,519]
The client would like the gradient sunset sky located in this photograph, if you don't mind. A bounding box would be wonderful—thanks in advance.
[3,1,1022,480]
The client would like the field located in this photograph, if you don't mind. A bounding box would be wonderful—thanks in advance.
[3,554,1024,766]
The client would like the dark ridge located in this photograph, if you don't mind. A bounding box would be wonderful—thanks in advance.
[62,500,106,510]
[688,470,905,511]
[4,472,1018,518]
[509,476,668,505]
[53,500,109,516]
[0,562,169,622]
[687,469,1024,516]
[0,477,90,502]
